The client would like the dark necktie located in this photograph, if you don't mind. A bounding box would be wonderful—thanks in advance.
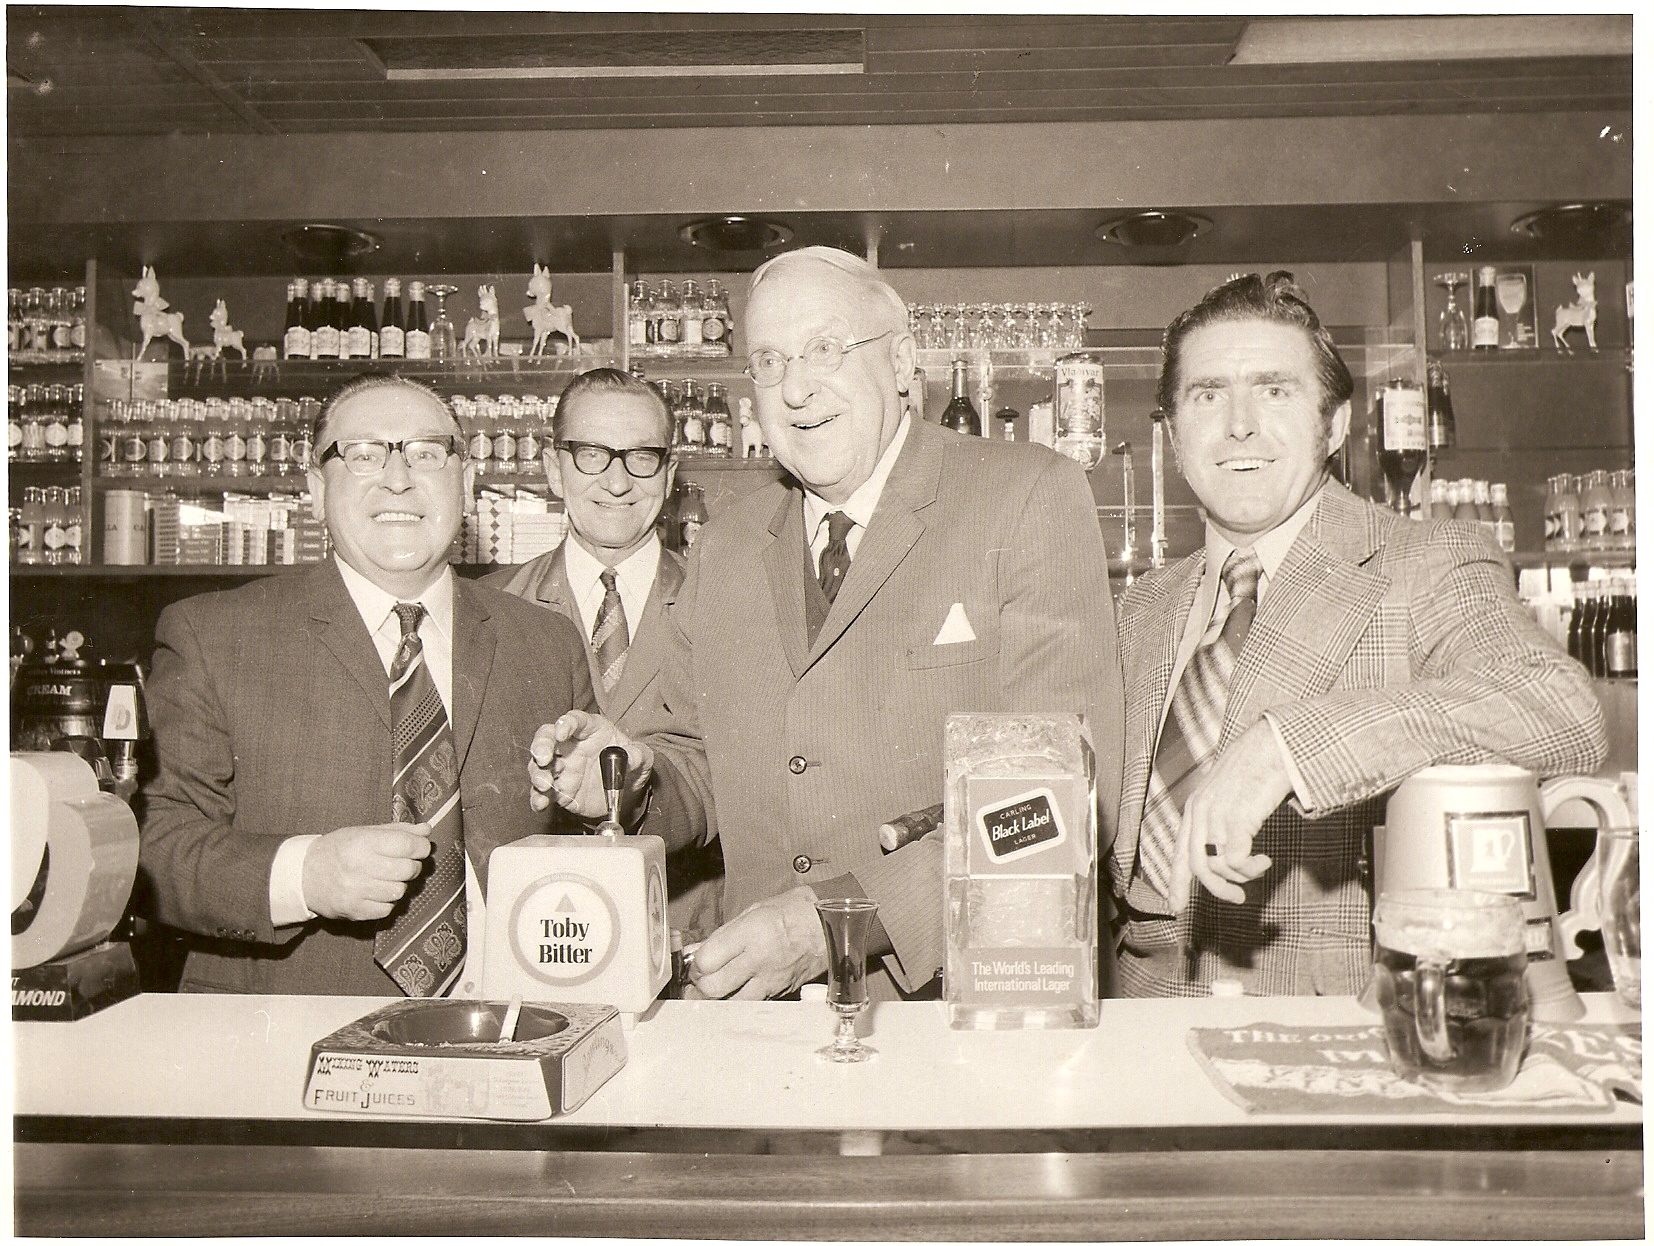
[591,567,629,693]
[1132,549,1264,911]
[818,511,856,605]
[373,602,467,997]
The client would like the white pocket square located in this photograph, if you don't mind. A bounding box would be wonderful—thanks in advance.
[933,602,977,645]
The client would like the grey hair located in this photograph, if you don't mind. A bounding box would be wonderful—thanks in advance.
[748,246,910,336]
[313,372,463,452]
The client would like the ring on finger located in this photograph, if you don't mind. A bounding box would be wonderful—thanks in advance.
[1204,842,1223,857]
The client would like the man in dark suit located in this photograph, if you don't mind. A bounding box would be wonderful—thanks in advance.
[534,247,1124,1002]
[485,367,722,941]
[139,374,595,996]
[1111,272,1606,997]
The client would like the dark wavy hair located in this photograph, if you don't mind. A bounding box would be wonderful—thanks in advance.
[1156,270,1354,423]
[552,367,673,445]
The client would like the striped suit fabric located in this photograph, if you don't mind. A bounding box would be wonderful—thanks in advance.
[1111,482,1607,998]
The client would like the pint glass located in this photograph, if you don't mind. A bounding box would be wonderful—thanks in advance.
[1372,889,1531,1093]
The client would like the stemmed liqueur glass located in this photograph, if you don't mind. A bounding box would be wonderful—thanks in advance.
[1434,272,1469,352]
[815,897,879,1063]
[428,284,459,360]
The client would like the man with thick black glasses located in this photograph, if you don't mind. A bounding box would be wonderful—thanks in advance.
[487,367,723,941]
[138,373,595,996]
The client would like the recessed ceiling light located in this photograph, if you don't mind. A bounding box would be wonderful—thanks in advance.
[679,216,793,252]
[1094,211,1212,248]
[1509,203,1631,243]
[279,223,382,264]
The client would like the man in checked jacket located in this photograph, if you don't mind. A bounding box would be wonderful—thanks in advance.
[1110,272,1606,997]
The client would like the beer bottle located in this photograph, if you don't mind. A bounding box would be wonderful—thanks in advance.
[940,359,981,436]
[1471,266,1499,351]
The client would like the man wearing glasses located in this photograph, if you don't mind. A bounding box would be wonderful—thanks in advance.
[487,367,722,941]
[535,247,1124,1003]
[139,374,596,996]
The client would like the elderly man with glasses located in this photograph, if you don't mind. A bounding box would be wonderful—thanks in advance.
[486,367,723,942]
[138,373,597,996]
[534,247,1124,1003]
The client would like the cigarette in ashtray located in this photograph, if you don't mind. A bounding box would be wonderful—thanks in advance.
[498,993,523,1043]
[879,803,944,853]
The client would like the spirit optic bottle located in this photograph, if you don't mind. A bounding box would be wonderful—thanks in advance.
[940,359,981,436]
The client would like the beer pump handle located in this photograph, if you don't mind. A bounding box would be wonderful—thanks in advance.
[597,745,628,837]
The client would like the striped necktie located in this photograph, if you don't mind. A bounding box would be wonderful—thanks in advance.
[1131,549,1263,912]
[591,567,629,694]
[373,601,467,997]
[818,511,855,605]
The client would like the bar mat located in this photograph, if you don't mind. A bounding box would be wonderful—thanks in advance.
[1187,1021,1641,1115]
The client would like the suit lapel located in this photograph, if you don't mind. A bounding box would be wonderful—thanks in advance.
[1113,553,1203,881]
[763,489,812,679]
[308,559,393,732]
[450,578,495,772]
[535,544,607,704]
[606,548,684,721]
[1222,484,1391,743]
[806,420,940,664]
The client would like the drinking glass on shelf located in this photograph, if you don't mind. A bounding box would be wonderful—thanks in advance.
[946,304,968,351]
[428,284,459,360]
[1434,272,1470,352]
[814,896,879,1063]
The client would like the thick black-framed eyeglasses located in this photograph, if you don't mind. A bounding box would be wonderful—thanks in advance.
[318,437,464,475]
[555,441,669,479]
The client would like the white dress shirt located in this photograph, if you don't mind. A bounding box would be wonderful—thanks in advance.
[1162,481,1329,801]
[803,414,911,573]
[269,557,488,997]
[562,532,662,641]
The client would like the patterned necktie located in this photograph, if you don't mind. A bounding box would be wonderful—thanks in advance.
[1133,549,1264,910]
[818,511,856,605]
[373,602,467,997]
[591,567,629,693]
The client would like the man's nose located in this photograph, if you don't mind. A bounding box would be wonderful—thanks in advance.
[380,448,415,488]
[598,457,634,492]
[779,353,818,408]
[1225,394,1260,439]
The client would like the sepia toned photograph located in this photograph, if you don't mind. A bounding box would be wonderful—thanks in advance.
[7,7,1640,1239]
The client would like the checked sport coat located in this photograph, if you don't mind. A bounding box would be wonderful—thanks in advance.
[1111,482,1606,997]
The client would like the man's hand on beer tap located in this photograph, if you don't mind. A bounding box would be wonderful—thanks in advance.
[529,710,653,820]
[682,886,828,1000]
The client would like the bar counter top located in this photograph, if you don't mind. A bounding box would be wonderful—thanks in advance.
[14,991,1645,1238]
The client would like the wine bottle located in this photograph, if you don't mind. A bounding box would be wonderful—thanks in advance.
[1425,357,1455,449]
[283,278,312,360]
[345,277,377,359]
[1471,266,1499,351]
[940,359,981,436]
[310,278,340,360]
[1375,380,1426,515]
[1604,575,1637,679]
[332,281,353,357]
[378,278,405,359]
[404,281,431,360]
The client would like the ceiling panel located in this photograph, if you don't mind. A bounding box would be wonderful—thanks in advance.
[4,7,1633,139]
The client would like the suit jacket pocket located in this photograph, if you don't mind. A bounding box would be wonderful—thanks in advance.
[906,637,992,670]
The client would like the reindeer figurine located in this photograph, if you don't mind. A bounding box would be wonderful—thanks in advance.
[461,284,500,359]
[132,266,189,361]
[1551,271,1598,351]
[208,300,247,359]
[523,263,580,356]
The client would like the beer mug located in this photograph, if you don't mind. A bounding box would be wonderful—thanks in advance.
[1372,889,1531,1093]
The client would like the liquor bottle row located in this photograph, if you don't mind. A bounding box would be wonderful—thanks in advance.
[98,396,317,479]
[8,285,88,362]
[1423,478,1517,553]
[1568,573,1637,680]
[282,277,436,362]
[8,383,86,464]
[452,393,554,478]
[11,486,86,566]
[1544,469,1636,554]
[658,379,754,457]
[627,278,734,359]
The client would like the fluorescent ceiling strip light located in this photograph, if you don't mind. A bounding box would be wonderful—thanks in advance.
[387,63,862,80]
[1230,15,1632,64]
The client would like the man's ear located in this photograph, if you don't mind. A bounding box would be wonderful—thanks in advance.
[542,449,566,502]
[1326,400,1352,457]
[307,467,327,522]
[891,330,917,397]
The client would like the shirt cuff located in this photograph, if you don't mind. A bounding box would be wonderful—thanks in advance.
[808,872,894,958]
[1263,711,1312,807]
[270,834,320,927]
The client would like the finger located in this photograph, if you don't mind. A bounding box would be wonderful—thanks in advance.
[730,976,774,1001]
[679,981,710,1001]
[1169,814,1197,915]
[529,724,559,767]
[529,789,551,812]
[553,710,598,744]
[348,900,395,922]
[528,763,554,794]
[379,828,432,860]
[353,876,407,905]
[1233,853,1272,882]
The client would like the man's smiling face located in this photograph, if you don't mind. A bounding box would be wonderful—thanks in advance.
[1169,318,1350,545]
[742,259,911,506]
